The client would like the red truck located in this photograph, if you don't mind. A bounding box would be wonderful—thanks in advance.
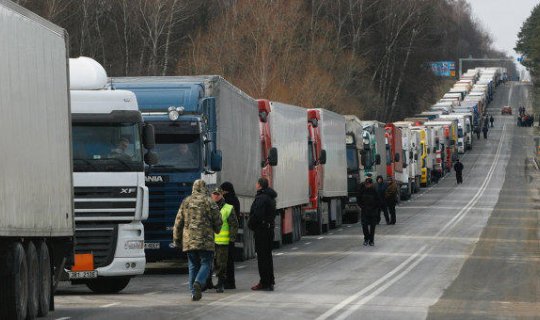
[258,99,309,245]
[303,109,347,235]
[385,124,404,182]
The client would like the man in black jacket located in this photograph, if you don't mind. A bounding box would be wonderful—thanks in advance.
[220,181,240,289]
[248,177,277,291]
[454,159,464,184]
[357,178,382,246]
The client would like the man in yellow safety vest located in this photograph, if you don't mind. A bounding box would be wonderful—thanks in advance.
[210,188,239,293]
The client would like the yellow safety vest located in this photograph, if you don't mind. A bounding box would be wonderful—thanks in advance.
[215,203,233,245]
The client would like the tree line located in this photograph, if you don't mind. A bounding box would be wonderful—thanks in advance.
[516,3,540,85]
[19,0,511,121]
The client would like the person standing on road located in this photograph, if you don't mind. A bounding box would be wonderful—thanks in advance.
[384,176,399,225]
[209,188,238,293]
[475,126,481,139]
[454,159,464,184]
[173,179,222,301]
[482,125,488,139]
[220,181,240,289]
[490,115,494,127]
[375,175,388,224]
[248,177,277,291]
[357,178,382,246]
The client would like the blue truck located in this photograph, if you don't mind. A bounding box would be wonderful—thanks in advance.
[111,76,261,261]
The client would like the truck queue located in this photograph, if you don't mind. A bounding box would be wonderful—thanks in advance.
[0,0,508,317]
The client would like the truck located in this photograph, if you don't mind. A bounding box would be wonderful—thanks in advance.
[344,115,363,223]
[423,123,445,182]
[411,127,430,187]
[360,121,387,181]
[68,57,157,293]
[423,121,455,173]
[0,1,73,318]
[393,122,420,198]
[304,109,347,234]
[439,115,467,154]
[385,124,404,197]
[111,76,261,261]
[258,99,308,245]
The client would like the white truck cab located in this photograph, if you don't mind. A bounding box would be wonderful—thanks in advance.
[68,57,157,293]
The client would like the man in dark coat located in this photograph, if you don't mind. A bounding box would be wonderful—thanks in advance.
[384,177,399,225]
[454,159,464,184]
[220,181,240,289]
[482,125,488,139]
[375,176,388,224]
[489,115,494,127]
[357,178,381,246]
[248,177,277,291]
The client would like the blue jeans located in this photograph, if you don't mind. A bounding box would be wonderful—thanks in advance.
[187,250,214,294]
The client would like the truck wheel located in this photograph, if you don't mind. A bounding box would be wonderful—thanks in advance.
[86,277,131,294]
[37,242,51,317]
[26,242,39,319]
[0,242,28,320]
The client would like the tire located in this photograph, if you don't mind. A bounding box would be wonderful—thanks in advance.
[0,242,28,320]
[25,242,39,319]
[86,277,131,294]
[37,242,51,317]
[307,201,323,235]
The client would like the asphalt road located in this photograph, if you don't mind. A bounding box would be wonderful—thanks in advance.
[51,82,539,320]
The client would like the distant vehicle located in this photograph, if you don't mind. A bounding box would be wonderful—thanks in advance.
[501,106,512,115]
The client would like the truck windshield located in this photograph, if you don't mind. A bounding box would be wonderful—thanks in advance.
[151,133,201,172]
[346,147,358,172]
[72,123,143,172]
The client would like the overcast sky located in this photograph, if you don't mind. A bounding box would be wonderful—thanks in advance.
[468,0,539,58]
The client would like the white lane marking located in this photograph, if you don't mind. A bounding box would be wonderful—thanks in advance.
[347,225,352,228]
[317,121,508,320]
[275,252,284,256]
[304,242,312,245]
[56,317,71,320]
[100,302,120,308]
[317,237,325,239]
[236,265,246,269]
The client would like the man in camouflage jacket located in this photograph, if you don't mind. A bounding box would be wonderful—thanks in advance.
[173,179,222,301]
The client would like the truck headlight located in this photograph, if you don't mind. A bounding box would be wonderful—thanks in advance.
[168,106,180,121]
[124,240,144,250]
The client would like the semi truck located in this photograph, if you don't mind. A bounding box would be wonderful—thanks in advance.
[68,57,157,293]
[304,109,347,234]
[258,99,308,245]
[0,1,73,318]
[393,122,419,198]
[423,121,455,173]
[385,124,404,193]
[360,121,387,181]
[111,76,261,261]
[344,115,363,223]
[439,115,467,154]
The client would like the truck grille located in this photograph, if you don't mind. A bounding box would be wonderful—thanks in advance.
[74,223,118,268]
[74,187,137,222]
[145,182,192,241]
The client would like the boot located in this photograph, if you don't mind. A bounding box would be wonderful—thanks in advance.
[216,277,224,293]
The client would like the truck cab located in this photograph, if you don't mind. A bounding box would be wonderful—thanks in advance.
[304,109,326,234]
[69,57,157,293]
[385,124,404,197]
[110,77,221,262]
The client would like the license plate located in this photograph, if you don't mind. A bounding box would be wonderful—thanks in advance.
[68,270,97,279]
[144,242,160,249]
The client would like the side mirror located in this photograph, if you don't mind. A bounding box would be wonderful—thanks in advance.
[375,154,381,165]
[394,153,400,163]
[143,124,156,149]
[144,151,159,165]
[210,150,223,171]
[414,154,418,161]
[268,147,278,166]
[319,149,327,165]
